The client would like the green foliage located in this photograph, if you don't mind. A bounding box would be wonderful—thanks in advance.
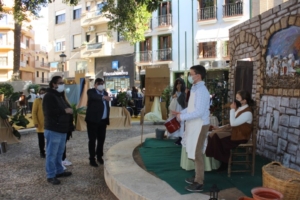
[296,68,300,75]
[27,84,40,94]
[0,83,14,97]
[70,103,86,125]
[117,92,128,107]
[104,0,161,44]
[9,92,21,102]
[161,86,173,114]
[10,109,29,128]
[0,105,10,120]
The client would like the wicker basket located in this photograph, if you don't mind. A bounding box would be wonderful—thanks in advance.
[262,161,300,200]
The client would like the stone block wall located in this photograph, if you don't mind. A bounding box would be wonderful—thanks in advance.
[228,0,300,170]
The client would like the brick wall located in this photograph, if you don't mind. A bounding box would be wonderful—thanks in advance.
[229,0,300,170]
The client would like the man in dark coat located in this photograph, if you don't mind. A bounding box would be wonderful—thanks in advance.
[85,78,111,167]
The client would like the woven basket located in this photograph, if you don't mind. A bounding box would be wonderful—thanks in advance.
[262,161,300,200]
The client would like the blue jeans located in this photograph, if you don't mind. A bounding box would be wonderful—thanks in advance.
[44,129,67,178]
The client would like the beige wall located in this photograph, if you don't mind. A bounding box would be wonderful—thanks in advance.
[252,0,289,17]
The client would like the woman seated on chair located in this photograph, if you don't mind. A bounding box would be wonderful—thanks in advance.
[205,90,254,171]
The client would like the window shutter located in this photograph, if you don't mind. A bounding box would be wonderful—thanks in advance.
[168,35,171,48]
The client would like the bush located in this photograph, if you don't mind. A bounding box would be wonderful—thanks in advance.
[0,83,14,97]
[27,84,40,94]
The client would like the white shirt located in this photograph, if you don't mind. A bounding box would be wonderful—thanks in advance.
[230,104,252,127]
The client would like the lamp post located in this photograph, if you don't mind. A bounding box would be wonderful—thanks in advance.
[59,52,66,77]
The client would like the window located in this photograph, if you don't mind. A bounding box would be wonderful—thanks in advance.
[158,35,172,60]
[73,8,81,20]
[0,57,7,66]
[42,58,44,65]
[158,35,171,49]
[0,33,7,45]
[86,2,91,11]
[198,42,216,58]
[117,32,125,42]
[73,34,81,49]
[96,33,105,43]
[96,2,106,15]
[0,15,7,25]
[36,71,39,78]
[55,11,66,24]
[86,33,90,43]
[55,40,66,52]
[139,37,152,62]
[76,61,87,71]
[36,56,39,61]
[222,41,230,57]
[26,39,29,48]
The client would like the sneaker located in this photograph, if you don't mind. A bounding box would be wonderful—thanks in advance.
[90,160,98,167]
[174,137,182,146]
[62,162,67,170]
[185,176,196,184]
[40,153,46,158]
[56,171,72,178]
[185,182,204,192]
[47,177,60,185]
[62,159,72,166]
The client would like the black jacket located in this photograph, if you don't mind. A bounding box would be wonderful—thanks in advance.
[85,88,110,125]
[42,88,72,133]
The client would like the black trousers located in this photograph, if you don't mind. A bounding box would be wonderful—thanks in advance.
[37,133,45,154]
[86,120,107,161]
[62,138,67,161]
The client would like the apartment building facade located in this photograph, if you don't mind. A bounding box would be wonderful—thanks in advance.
[34,44,50,85]
[0,0,36,82]
[48,0,135,89]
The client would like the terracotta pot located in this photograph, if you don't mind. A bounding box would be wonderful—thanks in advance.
[0,94,4,102]
[252,187,283,200]
[239,197,253,200]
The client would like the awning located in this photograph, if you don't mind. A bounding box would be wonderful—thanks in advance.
[195,27,231,43]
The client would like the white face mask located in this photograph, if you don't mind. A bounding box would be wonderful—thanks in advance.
[56,84,65,93]
[188,75,194,84]
[97,85,105,91]
[40,94,45,99]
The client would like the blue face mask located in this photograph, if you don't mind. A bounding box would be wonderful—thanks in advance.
[188,75,194,84]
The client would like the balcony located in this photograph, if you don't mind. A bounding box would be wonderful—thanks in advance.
[0,41,13,50]
[153,14,172,31]
[87,42,102,50]
[0,65,12,69]
[223,2,243,21]
[155,48,172,62]
[197,44,217,59]
[35,61,50,70]
[197,6,217,25]
[81,10,110,27]
[20,61,26,67]
[21,43,26,49]
[35,77,50,84]
[135,51,152,64]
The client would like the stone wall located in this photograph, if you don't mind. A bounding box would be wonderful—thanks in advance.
[228,0,300,170]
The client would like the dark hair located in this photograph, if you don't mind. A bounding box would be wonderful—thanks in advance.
[49,76,62,88]
[172,78,186,95]
[94,78,104,85]
[237,90,255,107]
[190,65,206,80]
[39,88,47,93]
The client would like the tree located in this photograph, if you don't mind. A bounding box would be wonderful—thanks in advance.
[103,0,163,44]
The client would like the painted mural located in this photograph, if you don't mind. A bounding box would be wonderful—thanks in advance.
[265,26,300,88]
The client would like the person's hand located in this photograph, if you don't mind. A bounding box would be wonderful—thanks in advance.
[34,124,38,128]
[176,113,181,122]
[171,110,180,115]
[230,102,237,110]
[172,94,177,98]
[65,108,73,114]
[103,96,111,101]
[212,125,218,130]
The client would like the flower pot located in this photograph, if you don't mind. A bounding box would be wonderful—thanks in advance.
[0,94,4,102]
[252,187,283,200]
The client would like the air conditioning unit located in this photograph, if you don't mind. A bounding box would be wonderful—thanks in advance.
[88,26,95,32]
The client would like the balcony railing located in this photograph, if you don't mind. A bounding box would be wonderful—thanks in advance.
[197,44,217,58]
[36,78,50,84]
[223,2,243,17]
[87,42,102,50]
[86,10,104,19]
[198,6,217,21]
[20,61,26,67]
[155,14,172,28]
[156,48,172,61]
[137,51,152,62]
[40,62,50,68]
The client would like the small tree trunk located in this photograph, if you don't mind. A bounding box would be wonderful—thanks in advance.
[13,22,22,75]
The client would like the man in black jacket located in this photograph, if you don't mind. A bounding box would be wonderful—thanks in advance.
[43,76,73,185]
[85,78,111,167]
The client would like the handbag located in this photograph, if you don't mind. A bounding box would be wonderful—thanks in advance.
[164,117,181,134]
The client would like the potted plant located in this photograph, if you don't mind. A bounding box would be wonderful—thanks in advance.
[161,86,173,115]
[0,83,13,102]
[70,103,86,126]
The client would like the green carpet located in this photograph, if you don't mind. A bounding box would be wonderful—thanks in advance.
[139,138,270,196]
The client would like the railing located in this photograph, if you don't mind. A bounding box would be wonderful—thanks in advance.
[87,42,102,50]
[198,6,217,21]
[155,14,172,27]
[137,51,152,62]
[86,10,104,18]
[36,78,50,84]
[147,19,152,30]
[156,48,172,61]
[20,61,26,67]
[223,2,243,17]
[40,62,50,68]
[197,44,216,58]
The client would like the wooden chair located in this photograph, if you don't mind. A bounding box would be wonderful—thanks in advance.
[222,103,231,125]
[227,105,257,177]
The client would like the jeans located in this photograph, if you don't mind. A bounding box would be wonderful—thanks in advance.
[44,129,67,178]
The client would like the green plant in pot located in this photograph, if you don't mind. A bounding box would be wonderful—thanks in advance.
[161,86,173,115]
[70,103,86,126]
[117,92,128,107]
[0,83,13,101]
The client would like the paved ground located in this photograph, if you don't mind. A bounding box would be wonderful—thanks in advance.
[0,125,165,200]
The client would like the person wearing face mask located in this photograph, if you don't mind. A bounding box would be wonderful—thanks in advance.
[32,88,47,158]
[85,78,111,167]
[205,90,254,171]
[172,65,210,192]
[42,76,73,185]
[26,88,37,113]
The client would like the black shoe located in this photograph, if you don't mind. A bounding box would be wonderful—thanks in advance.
[185,182,204,192]
[56,171,72,178]
[47,177,60,185]
[174,137,182,146]
[185,176,196,184]
[40,153,46,158]
[90,160,98,167]
[97,158,104,165]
